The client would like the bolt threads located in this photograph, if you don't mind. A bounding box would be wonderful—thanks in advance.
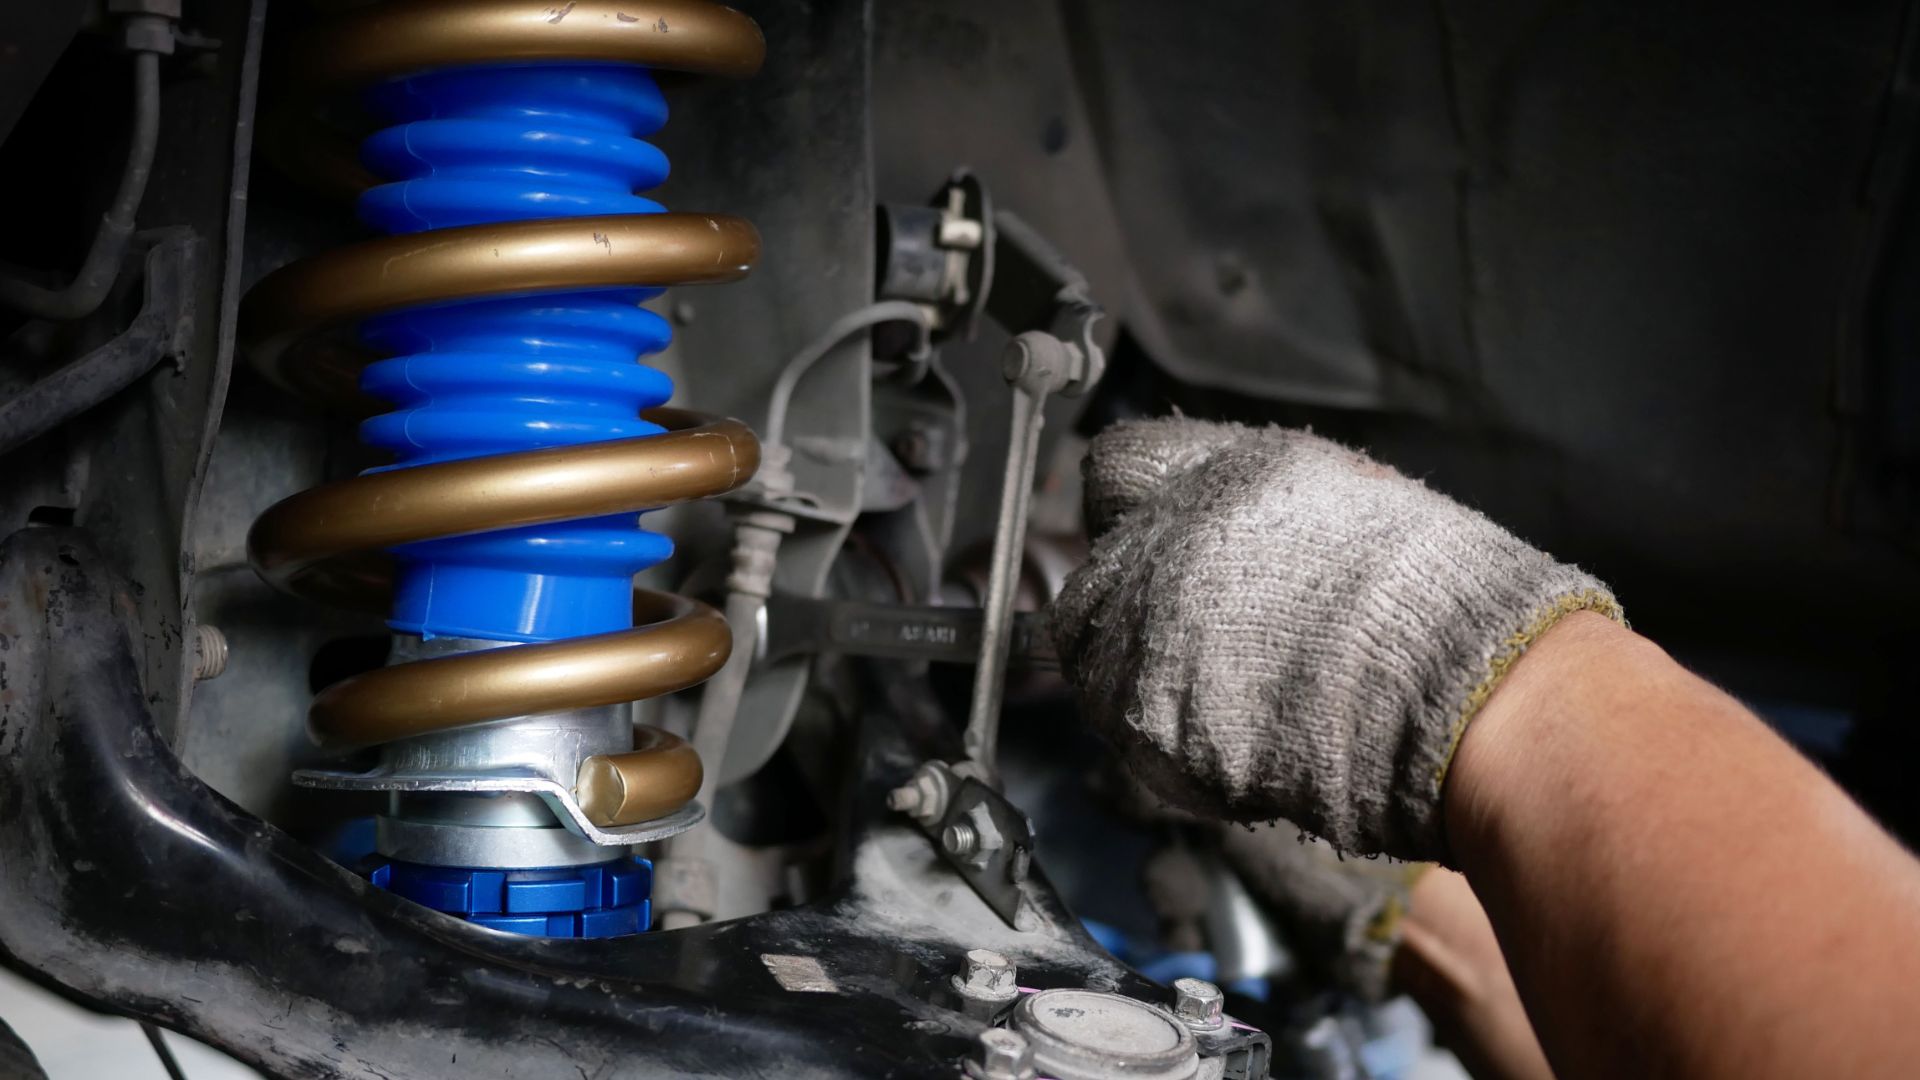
[942,820,981,858]
[192,624,228,681]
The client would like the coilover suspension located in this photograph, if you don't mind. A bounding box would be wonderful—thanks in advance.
[238,0,765,937]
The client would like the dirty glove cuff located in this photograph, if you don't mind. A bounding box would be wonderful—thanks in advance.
[1050,418,1621,862]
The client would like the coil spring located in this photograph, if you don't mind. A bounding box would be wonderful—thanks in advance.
[239,0,765,829]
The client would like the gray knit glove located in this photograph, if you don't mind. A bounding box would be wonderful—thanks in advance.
[1049,417,1621,861]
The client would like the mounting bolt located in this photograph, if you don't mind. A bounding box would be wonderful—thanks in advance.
[952,949,1019,1004]
[192,624,228,681]
[962,1027,1035,1080]
[942,821,980,859]
[1171,977,1225,1031]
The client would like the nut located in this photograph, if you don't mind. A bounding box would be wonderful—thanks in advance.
[887,762,954,827]
[952,948,1019,1003]
[943,802,1005,870]
[1171,977,1224,1030]
[963,1028,1035,1080]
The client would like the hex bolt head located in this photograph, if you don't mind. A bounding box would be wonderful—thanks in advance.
[963,1027,1035,1080]
[952,948,1019,1003]
[942,821,981,859]
[1171,977,1225,1030]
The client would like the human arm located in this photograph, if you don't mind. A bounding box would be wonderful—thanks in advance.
[1396,868,1553,1080]
[1220,827,1554,1080]
[1049,416,1920,1080]
[1444,610,1920,1079]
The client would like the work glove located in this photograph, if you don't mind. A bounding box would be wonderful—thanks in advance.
[1048,417,1620,862]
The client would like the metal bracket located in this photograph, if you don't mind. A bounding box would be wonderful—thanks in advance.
[934,775,1037,928]
[890,761,1039,929]
[1195,1022,1275,1080]
[878,170,995,341]
[292,766,704,846]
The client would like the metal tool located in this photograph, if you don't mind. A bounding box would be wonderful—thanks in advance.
[761,593,1056,669]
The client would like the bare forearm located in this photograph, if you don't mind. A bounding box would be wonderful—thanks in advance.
[1396,869,1553,1080]
[1446,612,1920,1079]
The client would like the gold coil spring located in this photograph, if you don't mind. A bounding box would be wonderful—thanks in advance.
[239,0,767,827]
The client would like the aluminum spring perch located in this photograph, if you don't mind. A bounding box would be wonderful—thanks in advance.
[238,0,765,935]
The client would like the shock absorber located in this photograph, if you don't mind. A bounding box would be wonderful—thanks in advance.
[238,0,765,937]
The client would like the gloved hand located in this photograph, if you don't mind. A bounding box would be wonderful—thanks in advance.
[1048,417,1621,862]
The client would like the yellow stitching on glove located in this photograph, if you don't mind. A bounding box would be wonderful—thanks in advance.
[1365,892,1408,946]
[1431,588,1625,795]
[1362,863,1437,946]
